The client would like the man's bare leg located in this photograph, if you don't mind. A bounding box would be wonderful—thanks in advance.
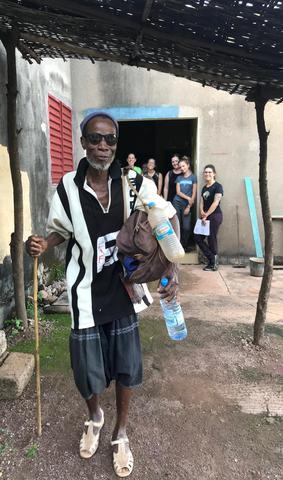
[86,393,103,422]
[80,394,104,459]
[112,382,133,440]
[111,383,134,476]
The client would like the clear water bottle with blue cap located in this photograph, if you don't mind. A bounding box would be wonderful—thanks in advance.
[147,202,185,263]
[159,277,188,341]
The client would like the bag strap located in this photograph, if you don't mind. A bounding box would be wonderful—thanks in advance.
[125,174,149,212]
[121,172,128,223]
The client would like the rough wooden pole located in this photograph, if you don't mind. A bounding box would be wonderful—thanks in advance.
[33,256,42,437]
[1,33,28,329]
[253,93,273,345]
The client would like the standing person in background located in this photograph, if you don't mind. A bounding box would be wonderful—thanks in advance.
[194,164,223,271]
[141,162,147,175]
[173,156,197,252]
[163,153,182,202]
[126,153,142,174]
[144,158,163,195]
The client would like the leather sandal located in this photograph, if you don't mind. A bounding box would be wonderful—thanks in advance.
[110,437,134,477]
[79,408,104,459]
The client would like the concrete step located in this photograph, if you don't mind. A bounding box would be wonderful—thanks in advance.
[0,352,34,400]
[180,251,199,265]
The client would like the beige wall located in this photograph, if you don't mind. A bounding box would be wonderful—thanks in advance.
[71,60,283,259]
[0,145,32,262]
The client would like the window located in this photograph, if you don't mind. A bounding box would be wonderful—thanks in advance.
[48,94,73,184]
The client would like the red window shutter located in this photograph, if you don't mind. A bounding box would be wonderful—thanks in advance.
[48,94,73,184]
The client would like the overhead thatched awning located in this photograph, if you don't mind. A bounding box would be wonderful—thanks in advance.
[0,0,283,100]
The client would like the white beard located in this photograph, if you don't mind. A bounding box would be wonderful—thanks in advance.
[86,155,113,171]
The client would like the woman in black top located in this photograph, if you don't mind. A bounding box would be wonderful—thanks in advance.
[194,164,223,271]
[144,158,163,195]
[163,154,181,202]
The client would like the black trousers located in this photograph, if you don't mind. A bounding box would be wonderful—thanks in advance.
[173,200,192,249]
[194,212,223,264]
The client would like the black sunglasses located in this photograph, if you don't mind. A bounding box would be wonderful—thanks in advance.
[85,132,118,146]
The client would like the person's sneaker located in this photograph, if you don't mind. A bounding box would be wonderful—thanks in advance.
[203,263,214,271]
[203,256,219,271]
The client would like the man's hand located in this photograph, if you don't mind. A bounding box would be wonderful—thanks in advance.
[25,235,48,257]
[157,263,179,302]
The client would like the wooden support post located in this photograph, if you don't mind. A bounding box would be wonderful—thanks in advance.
[1,33,28,329]
[33,256,42,437]
[253,90,273,345]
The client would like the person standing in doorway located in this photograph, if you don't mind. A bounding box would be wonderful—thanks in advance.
[144,158,163,195]
[194,164,223,271]
[25,112,178,478]
[163,153,181,202]
[172,156,197,252]
[126,152,142,174]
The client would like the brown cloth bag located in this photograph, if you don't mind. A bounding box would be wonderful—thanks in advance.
[116,174,170,284]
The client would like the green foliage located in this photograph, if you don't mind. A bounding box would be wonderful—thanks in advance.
[3,317,23,336]
[48,262,65,283]
[25,443,38,459]
[37,291,43,302]
[26,299,34,319]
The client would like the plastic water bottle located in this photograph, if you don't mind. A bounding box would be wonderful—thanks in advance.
[159,278,188,341]
[147,202,185,262]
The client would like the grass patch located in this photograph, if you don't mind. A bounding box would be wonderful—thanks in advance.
[140,315,170,353]
[11,313,173,372]
[239,367,271,383]
[0,442,9,455]
[239,367,283,385]
[265,324,283,339]
[25,444,39,459]
[11,314,71,374]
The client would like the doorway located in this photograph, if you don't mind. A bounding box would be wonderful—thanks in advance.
[116,117,198,254]
[116,118,197,175]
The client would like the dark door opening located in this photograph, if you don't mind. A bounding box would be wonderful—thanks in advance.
[116,118,198,252]
[116,118,197,175]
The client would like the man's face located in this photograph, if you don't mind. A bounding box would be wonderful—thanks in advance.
[80,116,117,171]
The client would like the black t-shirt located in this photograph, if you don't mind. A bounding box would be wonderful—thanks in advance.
[202,181,223,214]
[167,170,179,203]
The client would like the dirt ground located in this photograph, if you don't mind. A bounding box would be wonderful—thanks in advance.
[0,266,282,480]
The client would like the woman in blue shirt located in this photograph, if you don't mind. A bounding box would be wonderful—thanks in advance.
[173,156,197,252]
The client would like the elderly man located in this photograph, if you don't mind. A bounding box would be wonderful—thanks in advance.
[26,112,178,477]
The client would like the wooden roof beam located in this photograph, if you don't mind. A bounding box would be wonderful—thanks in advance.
[246,85,283,102]
[3,0,283,67]
[17,38,41,64]
[132,0,154,60]
[20,32,268,89]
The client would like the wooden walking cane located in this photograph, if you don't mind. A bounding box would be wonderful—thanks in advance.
[33,256,42,437]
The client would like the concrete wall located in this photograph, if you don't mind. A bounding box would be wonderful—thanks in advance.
[0,44,72,325]
[70,60,283,260]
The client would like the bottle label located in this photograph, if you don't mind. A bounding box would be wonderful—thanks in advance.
[154,221,174,240]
